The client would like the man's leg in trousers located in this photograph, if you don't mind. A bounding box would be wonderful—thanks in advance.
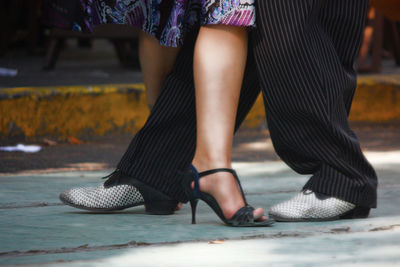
[253,0,377,208]
[117,29,261,202]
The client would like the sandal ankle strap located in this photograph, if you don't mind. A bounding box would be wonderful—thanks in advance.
[190,167,237,197]
[199,168,236,177]
[198,168,248,204]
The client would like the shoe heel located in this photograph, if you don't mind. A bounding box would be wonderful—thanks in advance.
[341,206,370,219]
[190,199,199,224]
[145,200,178,215]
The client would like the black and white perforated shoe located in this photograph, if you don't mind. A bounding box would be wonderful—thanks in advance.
[59,170,178,215]
[268,190,370,222]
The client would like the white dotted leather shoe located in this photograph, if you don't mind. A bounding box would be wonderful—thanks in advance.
[268,190,370,222]
[60,170,178,215]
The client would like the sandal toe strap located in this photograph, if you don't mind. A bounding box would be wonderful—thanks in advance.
[228,206,255,226]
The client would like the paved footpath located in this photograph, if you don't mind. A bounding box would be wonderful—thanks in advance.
[1,151,399,266]
[1,41,400,266]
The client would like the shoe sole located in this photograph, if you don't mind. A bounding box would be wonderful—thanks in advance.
[59,195,177,215]
[229,218,276,227]
[268,206,371,222]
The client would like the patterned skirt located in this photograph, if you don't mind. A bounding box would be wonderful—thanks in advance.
[80,0,256,47]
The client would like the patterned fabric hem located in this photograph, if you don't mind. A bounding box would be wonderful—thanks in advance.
[201,9,255,27]
[79,0,255,47]
[201,1,255,28]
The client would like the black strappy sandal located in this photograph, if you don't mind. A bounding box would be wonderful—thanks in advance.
[182,165,275,227]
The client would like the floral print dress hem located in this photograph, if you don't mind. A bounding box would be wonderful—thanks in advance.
[80,0,255,47]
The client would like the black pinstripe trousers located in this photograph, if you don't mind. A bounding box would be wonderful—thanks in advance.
[118,0,378,208]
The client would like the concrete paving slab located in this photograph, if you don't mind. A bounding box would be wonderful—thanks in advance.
[0,153,400,266]
[47,229,400,267]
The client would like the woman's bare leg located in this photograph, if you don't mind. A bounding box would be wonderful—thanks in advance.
[192,25,264,220]
[138,31,180,108]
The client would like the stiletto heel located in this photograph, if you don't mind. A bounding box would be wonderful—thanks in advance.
[190,199,199,224]
[182,165,274,227]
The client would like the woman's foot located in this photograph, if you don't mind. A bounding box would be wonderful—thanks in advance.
[191,165,266,221]
[175,202,183,211]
